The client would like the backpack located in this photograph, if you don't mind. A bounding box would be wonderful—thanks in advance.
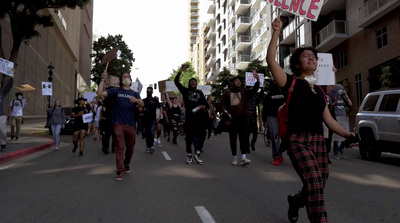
[277,79,296,139]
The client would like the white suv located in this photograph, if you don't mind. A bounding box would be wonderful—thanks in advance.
[355,89,400,160]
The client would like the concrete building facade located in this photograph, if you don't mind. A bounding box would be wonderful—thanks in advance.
[0,2,93,115]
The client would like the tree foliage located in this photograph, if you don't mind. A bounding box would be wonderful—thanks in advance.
[380,58,400,89]
[90,34,135,85]
[169,62,198,88]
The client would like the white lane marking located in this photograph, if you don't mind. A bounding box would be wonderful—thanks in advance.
[195,206,216,223]
[161,151,171,160]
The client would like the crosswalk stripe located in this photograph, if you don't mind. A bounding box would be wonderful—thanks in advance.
[161,151,171,160]
[195,206,216,223]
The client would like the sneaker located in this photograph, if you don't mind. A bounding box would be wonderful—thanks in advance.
[1,144,5,151]
[124,166,131,174]
[149,146,155,154]
[157,138,161,144]
[72,144,78,153]
[279,154,284,163]
[186,155,193,164]
[333,155,340,160]
[79,151,83,157]
[273,159,280,166]
[115,171,123,181]
[232,157,238,166]
[251,143,255,151]
[145,147,150,153]
[55,146,59,151]
[240,158,251,166]
[172,138,177,144]
[194,153,203,165]
[266,140,271,146]
[167,137,170,142]
[287,195,301,223]
[102,147,109,155]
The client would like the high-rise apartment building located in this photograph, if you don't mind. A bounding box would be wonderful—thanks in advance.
[0,2,93,115]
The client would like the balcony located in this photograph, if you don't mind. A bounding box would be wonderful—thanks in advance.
[206,41,216,54]
[207,1,216,13]
[252,37,266,52]
[229,44,236,57]
[206,57,216,68]
[283,54,291,68]
[235,0,251,15]
[190,12,199,18]
[251,51,262,60]
[228,10,236,23]
[230,61,238,74]
[190,0,200,4]
[259,23,269,38]
[320,0,346,15]
[235,16,251,33]
[236,52,251,70]
[190,25,199,31]
[315,20,348,52]
[191,19,199,24]
[235,35,251,51]
[280,19,295,45]
[229,28,236,40]
[206,16,216,28]
[358,0,400,28]
[206,28,216,40]
[229,0,235,6]
[251,0,262,9]
[251,9,264,30]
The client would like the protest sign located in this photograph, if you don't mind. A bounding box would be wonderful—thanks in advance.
[166,81,179,92]
[101,46,120,64]
[313,53,335,86]
[83,113,94,124]
[84,92,97,102]
[265,0,325,21]
[15,84,36,91]
[131,82,139,92]
[333,116,349,141]
[0,58,14,77]
[42,82,52,96]
[245,72,264,87]
[197,85,212,95]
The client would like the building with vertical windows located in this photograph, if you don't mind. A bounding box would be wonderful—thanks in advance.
[0,2,93,115]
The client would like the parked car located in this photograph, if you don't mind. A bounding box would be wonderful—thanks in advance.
[354,89,400,160]
[48,107,74,134]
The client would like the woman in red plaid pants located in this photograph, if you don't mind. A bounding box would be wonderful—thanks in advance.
[267,16,357,223]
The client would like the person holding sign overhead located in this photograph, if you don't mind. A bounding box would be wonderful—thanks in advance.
[267,16,357,223]
[71,97,89,157]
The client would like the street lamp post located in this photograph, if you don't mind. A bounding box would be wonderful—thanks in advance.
[45,63,54,128]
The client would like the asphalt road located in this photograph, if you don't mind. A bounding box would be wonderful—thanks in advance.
[1,132,399,223]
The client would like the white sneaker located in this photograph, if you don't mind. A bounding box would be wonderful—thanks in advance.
[240,158,251,166]
[55,146,59,151]
[157,138,161,146]
[232,157,238,166]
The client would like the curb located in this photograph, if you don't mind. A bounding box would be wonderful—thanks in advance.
[0,141,54,164]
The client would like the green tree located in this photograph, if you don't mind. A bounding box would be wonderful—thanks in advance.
[210,67,233,103]
[0,0,90,82]
[169,62,198,87]
[91,34,135,84]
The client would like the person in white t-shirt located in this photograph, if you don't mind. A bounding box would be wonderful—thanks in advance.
[8,92,30,140]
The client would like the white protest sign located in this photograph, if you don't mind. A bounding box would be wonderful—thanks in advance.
[84,92,96,102]
[166,81,179,92]
[265,0,325,21]
[42,82,53,96]
[333,116,349,141]
[197,85,212,95]
[131,82,139,92]
[0,58,14,77]
[83,113,94,123]
[313,53,335,86]
[245,72,264,87]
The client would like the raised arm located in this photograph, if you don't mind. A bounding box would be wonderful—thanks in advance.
[96,70,108,98]
[266,16,287,87]
[174,64,189,93]
[164,91,172,108]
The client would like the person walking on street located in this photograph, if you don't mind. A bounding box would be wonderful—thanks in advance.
[207,96,216,140]
[267,16,357,223]
[99,93,116,154]
[0,69,14,151]
[48,99,65,151]
[154,96,163,147]
[142,87,160,154]
[8,91,30,140]
[164,91,182,144]
[330,84,353,159]
[71,97,89,157]
[220,72,259,166]
[97,70,144,181]
[247,88,263,151]
[92,100,103,140]
[262,81,285,166]
[174,64,208,165]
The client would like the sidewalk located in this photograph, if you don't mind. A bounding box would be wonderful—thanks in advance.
[0,116,54,164]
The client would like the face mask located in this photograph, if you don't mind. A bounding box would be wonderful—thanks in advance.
[55,102,60,107]
[338,89,343,95]
[304,75,317,85]
[122,78,131,86]
[17,96,22,100]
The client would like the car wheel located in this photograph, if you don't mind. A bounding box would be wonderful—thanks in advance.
[359,130,381,161]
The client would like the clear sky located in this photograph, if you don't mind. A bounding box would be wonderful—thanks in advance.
[93,0,208,98]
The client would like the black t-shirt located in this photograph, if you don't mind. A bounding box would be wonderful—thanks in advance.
[281,74,326,135]
[72,106,89,130]
[143,97,160,120]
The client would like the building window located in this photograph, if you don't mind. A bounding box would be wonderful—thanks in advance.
[295,24,305,48]
[355,73,363,107]
[376,26,387,49]
[336,50,348,69]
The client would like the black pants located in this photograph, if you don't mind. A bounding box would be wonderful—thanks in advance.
[101,119,115,152]
[184,118,206,154]
[248,116,258,146]
[229,116,250,156]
